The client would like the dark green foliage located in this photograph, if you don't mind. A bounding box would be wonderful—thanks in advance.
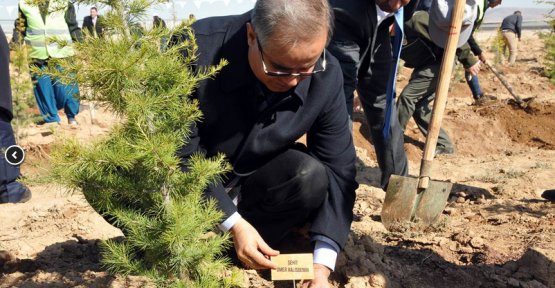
[34,0,241,286]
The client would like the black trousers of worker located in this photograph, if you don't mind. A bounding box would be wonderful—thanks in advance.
[327,23,408,189]
[0,113,26,203]
[234,145,328,246]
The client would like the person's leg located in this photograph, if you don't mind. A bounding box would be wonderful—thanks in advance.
[237,146,328,245]
[52,64,80,122]
[397,67,433,132]
[31,63,61,123]
[465,70,483,100]
[503,31,518,64]
[407,63,454,152]
[0,113,31,203]
[413,96,454,152]
[327,24,362,130]
[356,28,408,189]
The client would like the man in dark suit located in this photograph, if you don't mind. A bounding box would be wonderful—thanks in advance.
[82,7,103,37]
[0,24,32,204]
[174,0,357,286]
[328,0,419,190]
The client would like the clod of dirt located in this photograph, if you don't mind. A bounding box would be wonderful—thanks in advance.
[470,237,484,248]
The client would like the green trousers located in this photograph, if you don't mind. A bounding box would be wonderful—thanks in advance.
[396,62,453,150]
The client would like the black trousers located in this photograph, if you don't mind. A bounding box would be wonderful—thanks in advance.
[328,24,409,189]
[235,146,328,246]
[0,113,26,203]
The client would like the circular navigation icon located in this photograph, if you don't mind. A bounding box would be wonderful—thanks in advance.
[5,145,25,166]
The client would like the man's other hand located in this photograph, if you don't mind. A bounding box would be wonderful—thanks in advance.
[301,264,331,288]
[465,61,481,76]
[478,52,488,64]
[230,218,279,270]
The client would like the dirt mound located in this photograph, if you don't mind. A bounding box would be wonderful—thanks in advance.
[478,103,555,150]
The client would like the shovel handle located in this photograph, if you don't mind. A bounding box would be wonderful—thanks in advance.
[485,62,524,106]
[418,0,466,189]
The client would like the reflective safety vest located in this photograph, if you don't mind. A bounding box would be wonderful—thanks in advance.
[19,0,74,60]
[474,0,487,32]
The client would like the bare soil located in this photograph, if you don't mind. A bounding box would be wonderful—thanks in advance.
[1,31,554,288]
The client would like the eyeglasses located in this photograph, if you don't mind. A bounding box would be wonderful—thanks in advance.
[256,37,326,77]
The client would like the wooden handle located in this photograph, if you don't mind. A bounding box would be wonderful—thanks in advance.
[418,0,467,189]
[485,62,524,106]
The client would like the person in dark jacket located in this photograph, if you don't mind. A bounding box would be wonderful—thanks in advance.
[173,0,357,286]
[327,0,419,191]
[0,24,32,204]
[152,14,166,29]
[82,7,103,38]
[396,7,481,155]
[501,11,522,64]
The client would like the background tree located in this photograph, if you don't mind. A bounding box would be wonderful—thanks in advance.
[10,15,41,141]
[29,0,240,286]
[536,0,555,83]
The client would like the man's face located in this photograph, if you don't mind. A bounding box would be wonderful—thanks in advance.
[489,0,502,8]
[375,0,410,13]
[90,9,97,18]
[246,23,327,93]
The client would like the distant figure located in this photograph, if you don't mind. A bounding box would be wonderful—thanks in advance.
[152,14,166,29]
[83,7,103,37]
[153,14,167,52]
[501,11,522,64]
[12,0,82,125]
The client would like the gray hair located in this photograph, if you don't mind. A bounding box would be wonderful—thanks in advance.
[251,0,334,52]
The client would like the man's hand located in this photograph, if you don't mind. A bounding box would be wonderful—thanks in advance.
[465,61,481,77]
[230,218,279,270]
[301,264,331,288]
[478,52,488,64]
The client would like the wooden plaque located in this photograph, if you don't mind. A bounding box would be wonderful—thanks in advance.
[271,253,314,281]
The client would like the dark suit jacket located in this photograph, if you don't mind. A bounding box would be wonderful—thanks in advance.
[82,15,103,37]
[329,0,419,80]
[175,12,358,251]
[0,25,12,121]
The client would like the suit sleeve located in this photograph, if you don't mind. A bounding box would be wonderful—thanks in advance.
[173,31,237,219]
[403,0,420,22]
[516,15,522,39]
[457,42,478,68]
[306,63,358,251]
[0,24,13,120]
[65,3,82,42]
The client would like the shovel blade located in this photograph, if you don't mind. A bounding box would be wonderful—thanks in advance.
[381,175,452,231]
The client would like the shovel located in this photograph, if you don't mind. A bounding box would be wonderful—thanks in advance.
[381,0,468,231]
[484,61,529,108]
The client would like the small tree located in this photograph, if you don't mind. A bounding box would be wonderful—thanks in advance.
[30,0,240,286]
[537,1,555,83]
[10,14,41,141]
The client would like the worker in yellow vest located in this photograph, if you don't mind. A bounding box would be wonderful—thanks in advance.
[465,0,502,104]
[12,0,82,125]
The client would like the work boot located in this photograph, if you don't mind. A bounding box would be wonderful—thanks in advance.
[541,189,555,203]
[474,94,497,105]
[0,185,32,204]
[434,146,454,156]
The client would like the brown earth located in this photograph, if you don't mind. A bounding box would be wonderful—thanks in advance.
[1,31,555,288]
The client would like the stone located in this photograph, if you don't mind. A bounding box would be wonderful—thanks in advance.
[470,237,484,248]
[457,197,466,203]
[506,278,520,288]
